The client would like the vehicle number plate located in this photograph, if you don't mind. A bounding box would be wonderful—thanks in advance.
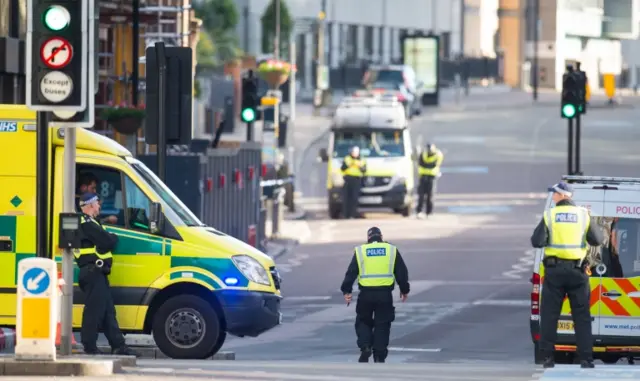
[359,196,383,204]
[557,321,574,331]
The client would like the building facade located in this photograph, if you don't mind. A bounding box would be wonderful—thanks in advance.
[235,0,500,90]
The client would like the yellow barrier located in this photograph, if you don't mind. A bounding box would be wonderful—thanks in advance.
[603,73,616,99]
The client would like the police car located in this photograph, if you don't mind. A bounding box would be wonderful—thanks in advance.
[531,175,640,365]
[318,95,416,218]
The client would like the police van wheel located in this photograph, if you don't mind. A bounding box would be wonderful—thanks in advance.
[533,342,544,365]
[152,295,221,359]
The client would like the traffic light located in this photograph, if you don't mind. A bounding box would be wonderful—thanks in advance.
[241,72,259,123]
[561,67,579,119]
[26,0,88,112]
[575,64,587,115]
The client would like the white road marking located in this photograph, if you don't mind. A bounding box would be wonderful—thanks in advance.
[284,296,332,301]
[276,253,310,273]
[388,347,442,352]
[472,299,531,307]
[498,249,536,279]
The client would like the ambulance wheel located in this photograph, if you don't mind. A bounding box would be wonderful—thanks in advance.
[152,294,220,359]
[394,206,410,217]
[204,330,227,358]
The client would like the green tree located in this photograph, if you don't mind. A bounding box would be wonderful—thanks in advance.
[261,0,293,59]
[193,0,241,64]
[196,30,217,69]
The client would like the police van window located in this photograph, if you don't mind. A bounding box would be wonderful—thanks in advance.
[77,165,125,228]
[124,176,152,232]
[333,131,405,158]
[592,217,640,278]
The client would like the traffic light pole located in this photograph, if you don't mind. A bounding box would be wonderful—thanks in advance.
[575,114,581,175]
[155,42,167,182]
[567,118,574,176]
[36,111,49,261]
[246,121,254,141]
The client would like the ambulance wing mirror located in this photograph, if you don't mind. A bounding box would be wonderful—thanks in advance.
[149,202,163,234]
[318,148,329,162]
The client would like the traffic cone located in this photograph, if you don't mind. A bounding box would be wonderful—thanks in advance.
[55,271,77,348]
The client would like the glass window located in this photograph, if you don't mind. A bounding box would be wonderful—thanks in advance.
[333,130,405,159]
[130,160,203,227]
[77,166,125,227]
[593,217,640,278]
[365,69,404,85]
[124,176,152,232]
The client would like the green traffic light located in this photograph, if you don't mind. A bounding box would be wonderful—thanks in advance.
[43,5,70,31]
[241,108,256,122]
[562,104,576,118]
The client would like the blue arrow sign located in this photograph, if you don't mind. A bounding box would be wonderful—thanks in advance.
[22,267,51,296]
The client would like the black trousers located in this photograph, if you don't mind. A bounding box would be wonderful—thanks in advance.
[342,176,362,218]
[539,259,593,361]
[78,266,126,351]
[416,175,436,214]
[355,290,395,360]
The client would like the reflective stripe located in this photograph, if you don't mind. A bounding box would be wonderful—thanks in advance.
[75,214,114,261]
[355,244,396,280]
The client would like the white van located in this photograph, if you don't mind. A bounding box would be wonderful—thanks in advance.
[530,175,640,365]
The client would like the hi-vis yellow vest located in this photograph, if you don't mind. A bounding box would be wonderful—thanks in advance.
[418,151,443,176]
[74,216,114,262]
[543,205,590,260]
[355,242,397,287]
[342,155,366,177]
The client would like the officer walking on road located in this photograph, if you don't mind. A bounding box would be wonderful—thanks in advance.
[341,146,367,219]
[77,192,135,356]
[531,182,603,368]
[416,143,444,218]
[341,227,410,363]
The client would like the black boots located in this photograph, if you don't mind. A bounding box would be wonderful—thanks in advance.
[580,360,595,368]
[358,348,371,363]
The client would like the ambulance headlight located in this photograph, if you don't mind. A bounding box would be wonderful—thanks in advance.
[231,255,271,285]
[331,172,345,187]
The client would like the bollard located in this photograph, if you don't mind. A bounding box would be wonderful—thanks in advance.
[15,257,58,361]
[271,191,280,238]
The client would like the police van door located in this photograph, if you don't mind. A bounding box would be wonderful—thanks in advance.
[554,189,604,338]
[597,188,640,338]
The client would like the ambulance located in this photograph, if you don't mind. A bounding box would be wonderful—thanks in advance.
[0,105,282,359]
[531,175,640,364]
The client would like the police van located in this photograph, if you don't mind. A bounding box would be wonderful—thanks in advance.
[318,95,416,218]
[531,175,640,364]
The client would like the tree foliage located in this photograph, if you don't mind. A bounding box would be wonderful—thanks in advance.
[193,0,241,65]
[261,0,293,59]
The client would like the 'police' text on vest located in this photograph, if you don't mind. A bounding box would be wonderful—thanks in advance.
[555,213,578,223]
[365,248,387,257]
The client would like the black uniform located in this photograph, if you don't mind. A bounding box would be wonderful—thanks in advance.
[340,239,410,363]
[531,199,604,366]
[340,155,366,219]
[416,150,441,215]
[77,214,128,354]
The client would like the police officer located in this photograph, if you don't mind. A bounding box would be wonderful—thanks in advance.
[531,182,604,368]
[77,192,135,356]
[341,227,410,363]
[416,143,443,218]
[341,146,367,219]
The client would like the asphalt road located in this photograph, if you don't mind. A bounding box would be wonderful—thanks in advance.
[215,92,640,371]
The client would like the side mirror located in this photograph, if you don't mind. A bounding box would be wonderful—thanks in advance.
[149,202,163,234]
[318,148,329,162]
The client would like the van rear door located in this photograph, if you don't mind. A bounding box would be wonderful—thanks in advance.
[596,187,640,337]
[553,187,604,337]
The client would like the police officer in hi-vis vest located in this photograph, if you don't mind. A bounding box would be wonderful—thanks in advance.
[77,192,136,356]
[531,182,603,368]
[341,227,410,363]
[416,143,443,218]
[340,146,367,219]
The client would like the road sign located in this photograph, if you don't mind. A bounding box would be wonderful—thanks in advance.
[15,257,57,361]
[40,71,73,103]
[22,267,51,295]
[40,37,73,69]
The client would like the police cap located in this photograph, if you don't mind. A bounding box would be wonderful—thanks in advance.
[79,192,99,207]
[367,226,382,240]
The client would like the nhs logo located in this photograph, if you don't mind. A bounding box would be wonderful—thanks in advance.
[0,122,17,132]
[365,248,387,257]
[555,213,578,223]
